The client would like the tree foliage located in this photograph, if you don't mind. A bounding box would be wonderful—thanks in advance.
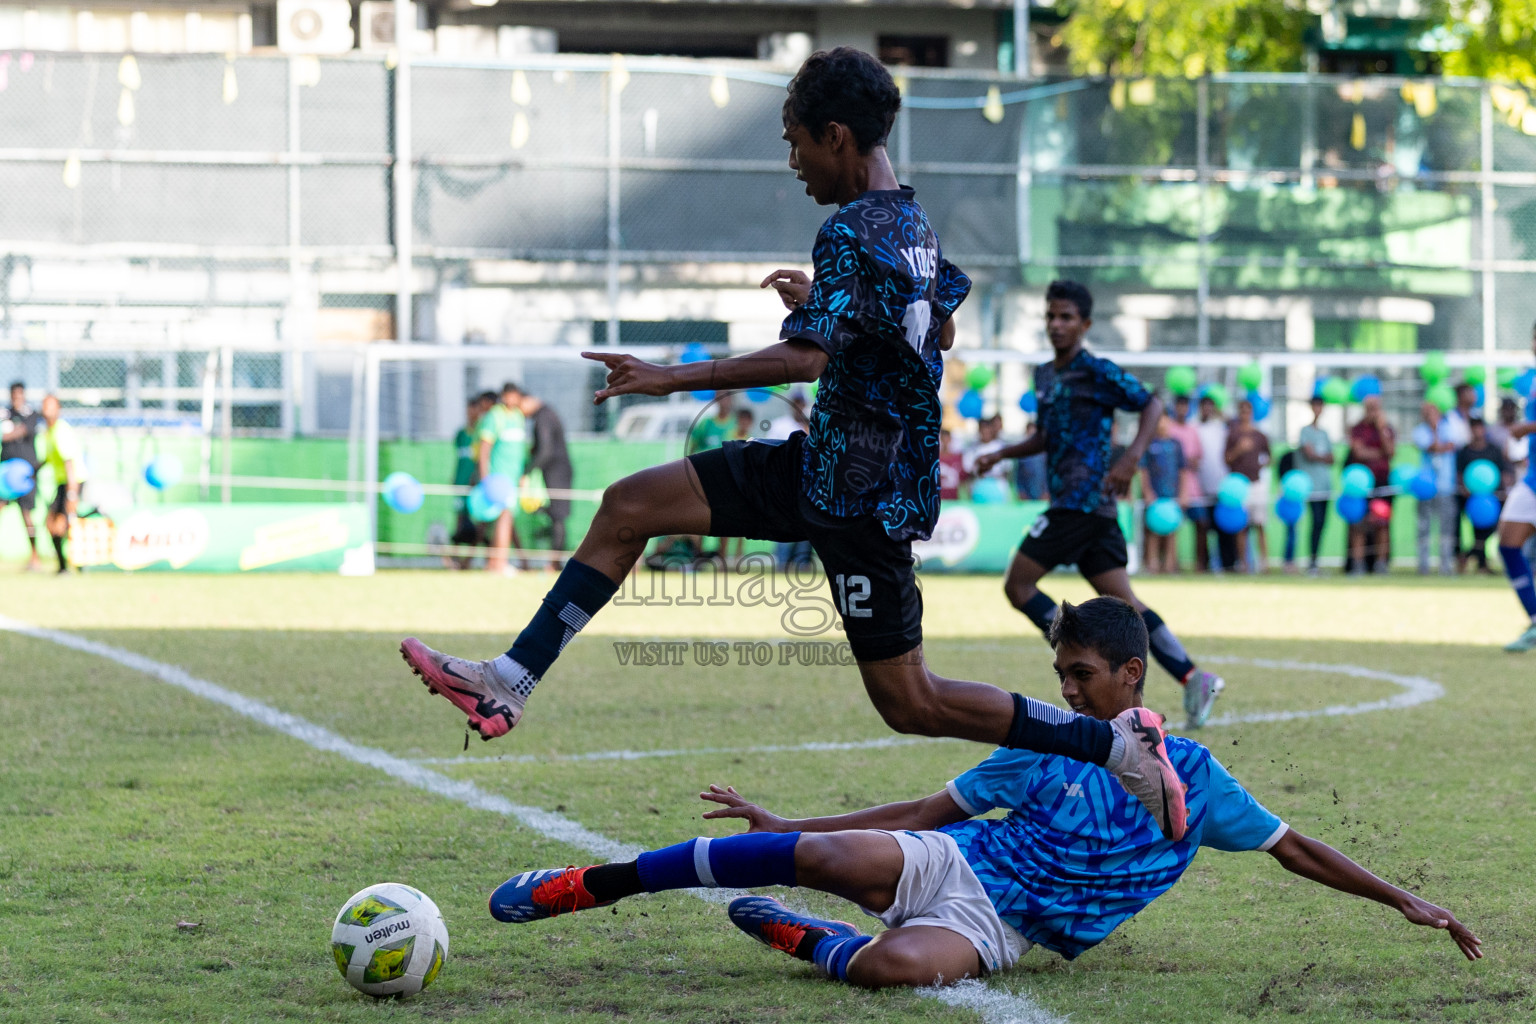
[1433,0,1536,86]
[1053,0,1314,78]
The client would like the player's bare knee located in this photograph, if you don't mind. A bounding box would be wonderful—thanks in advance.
[846,944,945,989]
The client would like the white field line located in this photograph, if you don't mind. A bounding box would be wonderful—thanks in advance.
[419,655,1445,767]
[0,613,1065,1024]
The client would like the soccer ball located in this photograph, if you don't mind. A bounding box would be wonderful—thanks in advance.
[330,882,449,999]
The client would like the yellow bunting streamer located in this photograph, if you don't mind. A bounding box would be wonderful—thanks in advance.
[222,62,238,104]
[982,85,1004,124]
[1128,79,1156,106]
[893,74,907,95]
[709,73,730,109]
[510,69,531,106]
[62,154,81,188]
[117,87,135,126]
[1350,111,1366,150]
[609,53,628,94]
[1109,79,1126,111]
[292,55,321,87]
[118,54,140,90]
[510,110,530,149]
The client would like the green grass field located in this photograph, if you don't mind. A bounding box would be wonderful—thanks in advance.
[1,570,1533,1023]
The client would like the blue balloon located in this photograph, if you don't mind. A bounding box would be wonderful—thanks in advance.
[1474,384,1486,407]
[1214,502,1248,533]
[1349,376,1382,402]
[957,389,984,420]
[1146,498,1183,536]
[1463,459,1499,497]
[1018,391,1038,414]
[1340,464,1375,498]
[479,472,515,506]
[143,453,183,490]
[0,457,35,500]
[1244,390,1270,421]
[1410,471,1438,501]
[1275,495,1304,525]
[679,342,710,364]
[1337,493,1367,524]
[466,486,504,523]
[1512,368,1536,398]
[1467,493,1501,529]
[382,471,424,514]
[692,390,717,402]
[1216,473,1250,508]
[1389,464,1419,490]
[1281,469,1312,500]
[747,388,771,403]
[971,476,1009,504]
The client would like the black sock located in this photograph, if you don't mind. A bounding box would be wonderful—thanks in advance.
[1140,608,1196,683]
[1004,692,1113,765]
[582,861,644,903]
[794,928,835,962]
[1018,591,1059,636]
[52,534,66,571]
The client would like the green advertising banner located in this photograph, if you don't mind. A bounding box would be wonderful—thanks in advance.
[911,501,1136,574]
[68,503,372,574]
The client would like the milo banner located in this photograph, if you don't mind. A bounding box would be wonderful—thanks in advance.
[911,501,1137,574]
[68,503,373,574]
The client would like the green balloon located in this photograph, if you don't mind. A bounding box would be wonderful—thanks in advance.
[1321,377,1351,405]
[1498,366,1520,388]
[1202,382,1230,410]
[1463,364,1486,386]
[966,364,996,390]
[1426,383,1456,412]
[1420,352,1448,385]
[1237,362,1263,392]
[1165,366,1197,396]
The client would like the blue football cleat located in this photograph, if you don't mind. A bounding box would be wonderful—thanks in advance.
[727,895,861,956]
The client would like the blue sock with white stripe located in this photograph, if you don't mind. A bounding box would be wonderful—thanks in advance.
[495,558,619,696]
[635,833,801,892]
[813,934,873,982]
[1500,546,1536,622]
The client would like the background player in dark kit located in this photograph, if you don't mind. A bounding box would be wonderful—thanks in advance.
[977,282,1226,729]
[399,48,1190,838]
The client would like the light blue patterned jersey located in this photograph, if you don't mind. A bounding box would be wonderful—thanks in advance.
[780,187,971,541]
[940,736,1285,959]
[1035,349,1153,518]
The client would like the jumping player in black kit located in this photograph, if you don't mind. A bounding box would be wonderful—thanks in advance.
[397,49,1191,839]
[977,281,1225,729]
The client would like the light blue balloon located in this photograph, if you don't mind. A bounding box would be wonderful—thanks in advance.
[1463,459,1499,497]
[0,457,35,500]
[467,486,504,523]
[1512,368,1536,398]
[1281,469,1312,499]
[692,390,717,402]
[1349,376,1382,402]
[1410,471,1437,501]
[1275,496,1304,525]
[1337,493,1367,524]
[1018,391,1037,413]
[747,388,771,403]
[679,342,710,364]
[1340,464,1375,497]
[1214,502,1248,533]
[143,453,183,490]
[1216,473,1250,508]
[1246,390,1271,421]
[957,389,984,420]
[1145,498,1183,536]
[1389,464,1419,490]
[971,476,1009,504]
[1467,493,1500,529]
[479,472,515,506]
[382,471,424,514]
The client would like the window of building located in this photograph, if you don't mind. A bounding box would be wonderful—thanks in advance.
[878,35,948,68]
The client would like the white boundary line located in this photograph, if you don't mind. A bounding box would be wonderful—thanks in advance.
[419,655,1445,767]
[0,614,1065,1024]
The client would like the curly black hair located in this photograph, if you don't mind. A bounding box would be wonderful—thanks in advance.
[783,47,901,154]
[1045,279,1094,320]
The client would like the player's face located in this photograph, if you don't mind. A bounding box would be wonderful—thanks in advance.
[1044,300,1089,353]
[1053,642,1143,719]
[8,386,21,408]
[41,395,60,424]
[782,120,841,206]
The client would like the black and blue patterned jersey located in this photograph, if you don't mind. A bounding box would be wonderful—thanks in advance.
[1034,349,1152,518]
[779,187,971,541]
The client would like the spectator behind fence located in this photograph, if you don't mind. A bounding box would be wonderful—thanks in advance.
[1443,382,1477,449]
[1498,398,1527,470]
[1224,398,1272,573]
[38,394,85,575]
[479,382,528,575]
[1194,394,1237,572]
[938,428,963,501]
[1013,419,1048,500]
[522,389,574,567]
[1412,400,1459,576]
[1139,412,1185,574]
[1456,417,1510,574]
[767,389,810,440]
[450,391,497,569]
[1,380,44,572]
[962,414,1008,497]
[1284,395,1333,575]
[1164,394,1202,528]
[1346,394,1396,575]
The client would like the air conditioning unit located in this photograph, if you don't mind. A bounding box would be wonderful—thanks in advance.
[359,1,431,53]
[276,0,353,54]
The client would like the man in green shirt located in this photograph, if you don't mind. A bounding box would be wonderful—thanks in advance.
[39,394,86,574]
[477,383,529,574]
[687,402,735,454]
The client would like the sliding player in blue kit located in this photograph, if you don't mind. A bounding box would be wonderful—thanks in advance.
[399,47,1191,839]
[977,281,1227,728]
[485,598,1480,989]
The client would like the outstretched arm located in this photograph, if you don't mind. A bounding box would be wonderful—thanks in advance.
[699,784,969,835]
[584,341,828,404]
[1268,829,1481,960]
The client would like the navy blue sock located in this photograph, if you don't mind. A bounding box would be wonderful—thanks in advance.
[1005,692,1113,765]
[813,934,873,982]
[635,833,801,892]
[1500,546,1536,620]
[505,558,620,680]
[1018,591,1059,636]
[1141,608,1197,683]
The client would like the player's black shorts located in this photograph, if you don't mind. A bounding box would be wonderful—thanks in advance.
[688,433,922,662]
[1017,506,1128,578]
[48,481,87,517]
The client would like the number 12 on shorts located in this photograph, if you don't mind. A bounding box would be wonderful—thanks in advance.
[834,574,872,618]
